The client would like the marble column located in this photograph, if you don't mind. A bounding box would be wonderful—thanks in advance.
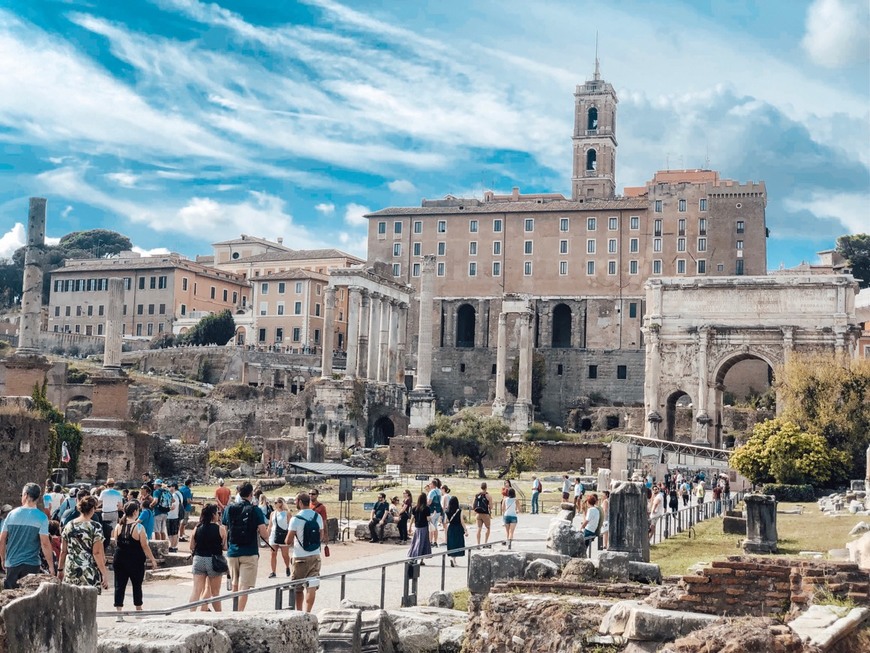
[511,311,533,430]
[444,302,455,348]
[103,278,125,371]
[694,327,711,443]
[644,327,662,437]
[358,291,371,379]
[377,296,390,382]
[865,445,870,491]
[321,286,336,379]
[344,287,361,379]
[366,293,381,381]
[395,302,408,386]
[492,312,508,417]
[410,255,436,430]
[17,198,47,355]
[386,299,399,383]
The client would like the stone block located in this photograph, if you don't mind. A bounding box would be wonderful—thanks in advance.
[468,551,527,594]
[561,558,597,583]
[628,561,662,584]
[163,611,318,653]
[788,604,870,650]
[98,623,232,653]
[722,516,747,535]
[385,606,468,653]
[846,532,870,570]
[438,626,465,653]
[623,606,719,641]
[339,598,381,611]
[360,609,399,653]
[546,518,583,557]
[849,521,870,536]
[599,600,646,635]
[427,591,454,609]
[524,558,560,580]
[598,551,631,582]
[319,609,362,653]
[609,481,650,562]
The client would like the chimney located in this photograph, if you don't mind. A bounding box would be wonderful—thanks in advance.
[277,237,284,245]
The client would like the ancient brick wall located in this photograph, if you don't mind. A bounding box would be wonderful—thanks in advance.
[0,411,50,505]
[652,556,870,615]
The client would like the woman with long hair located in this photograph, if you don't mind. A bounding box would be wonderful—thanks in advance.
[445,495,468,567]
[407,493,431,563]
[502,488,517,545]
[58,495,110,592]
[112,501,158,618]
[397,490,412,544]
[188,502,227,611]
[267,497,291,578]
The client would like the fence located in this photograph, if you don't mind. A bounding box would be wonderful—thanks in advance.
[649,492,745,545]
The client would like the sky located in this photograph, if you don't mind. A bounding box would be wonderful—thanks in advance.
[0,0,867,269]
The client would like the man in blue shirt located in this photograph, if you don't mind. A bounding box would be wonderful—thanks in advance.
[178,478,194,542]
[0,483,55,588]
[222,482,268,611]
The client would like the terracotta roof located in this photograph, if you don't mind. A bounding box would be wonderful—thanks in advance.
[231,248,362,264]
[366,198,648,217]
[256,269,329,282]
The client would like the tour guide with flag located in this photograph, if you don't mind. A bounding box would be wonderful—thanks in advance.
[61,441,71,464]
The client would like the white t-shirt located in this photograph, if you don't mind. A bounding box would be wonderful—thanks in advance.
[503,497,517,518]
[561,479,570,494]
[269,510,291,546]
[650,492,666,517]
[168,490,183,519]
[101,488,124,514]
[574,482,584,498]
[290,508,323,559]
[585,506,601,532]
[45,491,65,514]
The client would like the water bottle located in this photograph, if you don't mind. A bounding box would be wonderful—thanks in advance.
[226,574,232,592]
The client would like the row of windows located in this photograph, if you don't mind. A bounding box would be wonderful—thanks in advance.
[53,322,167,337]
[654,198,708,213]
[393,258,725,278]
[257,326,319,344]
[259,281,307,295]
[257,301,321,317]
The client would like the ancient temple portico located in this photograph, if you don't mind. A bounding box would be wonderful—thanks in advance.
[642,275,860,447]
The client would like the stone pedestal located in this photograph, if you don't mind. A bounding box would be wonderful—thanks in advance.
[510,402,532,431]
[608,481,650,562]
[742,493,778,554]
[1,355,52,397]
[89,374,131,420]
[409,388,436,431]
[597,468,612,493]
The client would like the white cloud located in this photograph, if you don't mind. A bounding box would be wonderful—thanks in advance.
[60,205,73,219]
[784,191,870,234]
[336,230,367,258]
[46,235,61,246]
[388,179,416,194]
[315,202,335,215]
[105,172,139,188]
[132,245,172,256]
[0,222,24,259]
[343,203,370,227]
[802,0,870,68]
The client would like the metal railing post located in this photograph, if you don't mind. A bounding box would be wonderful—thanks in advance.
[340,574,346,601]
[274,587,282,611]
[380,566,386,609]
[441,552,446,590]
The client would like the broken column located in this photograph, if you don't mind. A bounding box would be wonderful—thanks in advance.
[607,481,650,562]
[409,255,436,429]
[344,287,361,379]
[511,311,533,430]
[377,295,390,382]
[103,277,124,372]
[320,286,336,379]
[17,198,47,355]
[492,313,507,417]
[394,302,408,386]
[366,292,381,381]
[742,494,778,554]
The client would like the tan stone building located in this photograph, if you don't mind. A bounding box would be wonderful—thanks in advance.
[364,66,769,425]
[48,253,249,339]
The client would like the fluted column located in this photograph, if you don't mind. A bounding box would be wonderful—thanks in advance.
[358,291,371,378]
[377,295,390,382]
[644,327,662,437]
[694,327,711,443]
[492,312,508,416]
[395,302,408,385]
[344,286,361,379]
[517,312,532,404]
[103,278,125,371]
[414,256,436,391]
[386,299,399,383]
[367,292,382,382]
[321,286,336,378]
[17,198,47,354]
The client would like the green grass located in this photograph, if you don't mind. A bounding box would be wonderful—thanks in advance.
[651,502,859,577]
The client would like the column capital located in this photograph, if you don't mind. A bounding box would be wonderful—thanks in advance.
[498,312,507,325]
[398,301,409,311]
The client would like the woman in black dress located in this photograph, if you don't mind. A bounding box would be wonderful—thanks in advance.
[445,496,468,567]
[407,493,431,562]
[112,501,158,618]
[397,490,412,544]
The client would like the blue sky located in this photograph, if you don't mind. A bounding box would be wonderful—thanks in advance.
[0,0,867,269]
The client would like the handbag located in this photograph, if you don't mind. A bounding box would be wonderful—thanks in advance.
[212,553,228,574]
[274,526,289,545]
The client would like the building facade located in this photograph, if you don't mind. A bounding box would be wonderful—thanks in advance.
[365,66,768,425]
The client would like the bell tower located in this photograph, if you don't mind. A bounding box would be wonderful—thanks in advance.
[571,54,618,200]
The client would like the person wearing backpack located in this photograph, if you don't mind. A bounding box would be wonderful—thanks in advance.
[530,476,542,515]
[473,482,492,545]
[151,480,172,542]
[222,482,268,611]
[286,491,325,613]
[426,478,443,547]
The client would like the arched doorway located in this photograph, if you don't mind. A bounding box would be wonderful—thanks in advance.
[713,352,776,446]
[665,390,691,441]
[456,304,476,348]
[368,416,394,448]
[551,303,572,348]
[235,326,246,345]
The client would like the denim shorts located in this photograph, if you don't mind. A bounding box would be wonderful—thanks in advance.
[503,515,517,525]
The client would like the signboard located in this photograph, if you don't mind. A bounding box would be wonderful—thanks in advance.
[339,476,353,502]
[415,474,429,481]
[386,464,402,476]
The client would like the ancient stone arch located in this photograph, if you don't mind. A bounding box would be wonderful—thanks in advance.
[643,275,859,447]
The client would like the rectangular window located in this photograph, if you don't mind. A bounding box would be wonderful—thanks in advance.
[587,239,596,254]
[587,217,596,230]
[150,276,156,289]
[524,218,534,232]
[136,304,143,315]
[276,327,284,342]
[607,238,617,254]
[524,240,533,255]
[181,277,188,291]
[630,238,639,253]
[736,240,744,250]
[135,324,141,336]
[679,199,687,212]
[736,259,745,275]
[294,301,302,315]
[697,259,706,274]
[629,302,638,318]
[617,365,628,379]
[314,329,320,344]
[699,198,707,211]
[277,303,285,315]
[392,263,400,277]
[437,242,446,256]
[736,220,745,233]
[493,241,502,255]
[377,221,386,235]
[560,218,569,232]
[437,220,446,233]
[222,289,228,302]
[315,303,321,316]
[586,261,595,275]
[521,260,532,276]
[86,305,92,316]
[54,306,60,317]
[678,219,686,235]
[65,306,71,316]
[607,260,617,275]
[413,221,422,234]
[677,237,686,252]
[412,263,421,277]
[630,216,640,230]
[469,241,477,255]
[413,242,421,256]
[655,200,662,212]
[138,277,145,290]
[295,282,303,293]
[393,243,401,257]
[629,260,638,274]
[559,261,568,275]
[717,263,725,272]
[559,239,568,254]
[292,327,301,342]
[99,324,104,335]
[437,262,445,276]
[653,260,662,275]
[608,217,618,230]
[148,304,155,315]
[180,304,186,316]
[469,220,478,233]
[492,261,501,276]
[468,262,477,276]
[654,219,662,236]
[677,259,686,274]
[588,365,598,379]
[493,218,502,233]
[210,286,216,299]
[653,238,662,252]
[261,282,269,295]
[233,292,237,304]
[259,302,268,316]
[557,364,563,376]
[394,221,402,234]
[146,323,154,336]
[258,328,267,343]
[276,282,285,294]
[698,237,707,252]
[158,275,167,289]
[699,218,707,235]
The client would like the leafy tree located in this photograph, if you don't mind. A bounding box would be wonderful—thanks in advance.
[502,442,541,479]
[425,411,510,478]
[730,418,850,487]
[837,233,870,289]
[777,354,870,480]
[57,230,132,258]
[32,381,84,480]
[180,309,235,346]
[504,351,547,408]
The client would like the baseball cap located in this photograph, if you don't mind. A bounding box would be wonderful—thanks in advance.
[218,478,225,485]
[155,478,164,485]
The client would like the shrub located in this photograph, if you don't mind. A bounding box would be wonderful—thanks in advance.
[759,484,815,502]
[208,438,260,469]
[524,422,570,442]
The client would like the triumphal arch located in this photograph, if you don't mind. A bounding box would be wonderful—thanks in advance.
[642,275,859,447]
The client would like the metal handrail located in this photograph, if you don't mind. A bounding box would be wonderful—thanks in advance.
[650,491,744,545]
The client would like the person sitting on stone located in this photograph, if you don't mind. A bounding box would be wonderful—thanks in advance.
[368,493,390,543]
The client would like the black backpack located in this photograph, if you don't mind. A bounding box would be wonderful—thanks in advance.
[227,503,258,546]
[300,513,321,552]
[473,493,490,514]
